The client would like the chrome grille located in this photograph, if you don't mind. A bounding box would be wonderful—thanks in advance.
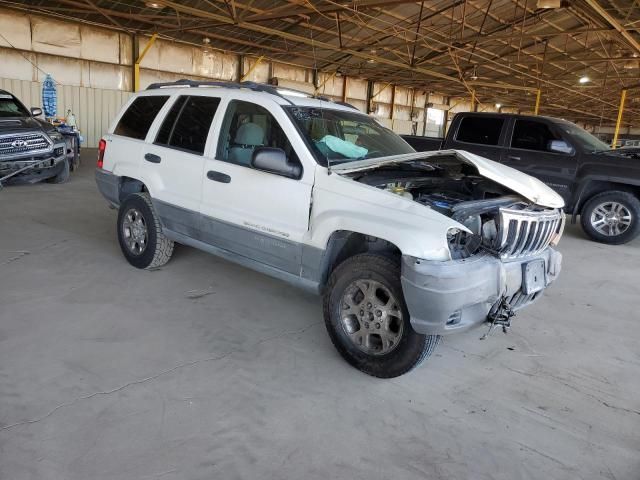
[0,133,51,157]
[495,207,564,259]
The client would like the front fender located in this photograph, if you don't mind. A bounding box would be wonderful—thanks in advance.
[308,172,465,260]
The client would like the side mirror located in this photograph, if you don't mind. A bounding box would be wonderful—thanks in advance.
[251,147,301,179]
[549,139,573,154]
[30,107,43,117]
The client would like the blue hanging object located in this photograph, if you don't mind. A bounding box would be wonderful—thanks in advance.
[42,74,57,118]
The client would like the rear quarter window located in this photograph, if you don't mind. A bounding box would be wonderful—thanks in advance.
[455,116,504,146]
[114,96,169,140]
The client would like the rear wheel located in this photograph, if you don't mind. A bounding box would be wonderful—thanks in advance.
[323,253,440,378]
[581,191,640,244]
[117,193,174,269]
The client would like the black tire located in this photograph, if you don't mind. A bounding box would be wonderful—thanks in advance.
[47,159,70,184]
[323,253,440,378]
[117,193,174,269]
[580,191,640,245]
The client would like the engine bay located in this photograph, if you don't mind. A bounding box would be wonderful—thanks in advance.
[348,158,557,259]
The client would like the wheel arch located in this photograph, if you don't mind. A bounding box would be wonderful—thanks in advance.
[118,176,148,203]
[572,178,640,222]
[317,230,402,289]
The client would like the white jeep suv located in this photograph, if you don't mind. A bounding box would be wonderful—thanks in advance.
[96,80,564,378]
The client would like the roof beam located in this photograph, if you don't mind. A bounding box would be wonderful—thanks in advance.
[242,0,418,23]
[81,0,124,28]
[583,0,640,56]
[147,0,468,85]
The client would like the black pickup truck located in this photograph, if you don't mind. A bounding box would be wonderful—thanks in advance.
[403,112,640,245]
[0,89,69,186]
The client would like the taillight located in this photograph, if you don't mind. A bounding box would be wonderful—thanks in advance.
[97,139,106,169]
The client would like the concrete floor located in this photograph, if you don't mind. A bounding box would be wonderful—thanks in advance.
[1,151,639,480]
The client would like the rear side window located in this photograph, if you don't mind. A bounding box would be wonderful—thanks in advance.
[155,97,187,145]
[155,96,220,155]
[114,96,169,140]
[455,116,504,146]
[511,119,561,152]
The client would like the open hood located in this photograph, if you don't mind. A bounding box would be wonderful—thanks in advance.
[331,149,565,209]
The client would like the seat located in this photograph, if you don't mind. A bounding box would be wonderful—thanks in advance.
[228,122,264,166]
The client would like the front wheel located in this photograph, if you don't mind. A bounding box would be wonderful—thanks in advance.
[323,254,440,378]
[117,193,174,269]
[581,191,640,245]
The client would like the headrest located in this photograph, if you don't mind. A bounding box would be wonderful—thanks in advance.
[234,122,264,146]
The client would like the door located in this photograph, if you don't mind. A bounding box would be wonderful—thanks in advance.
[501,118,577,204]
[200,99,313,275]
[445,114,507,161]
[107,94,170,179]
[140,95,222,237]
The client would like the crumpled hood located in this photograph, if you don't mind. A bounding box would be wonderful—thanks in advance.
[332,149,565,209]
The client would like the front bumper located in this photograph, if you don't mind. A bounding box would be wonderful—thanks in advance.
[401,248,562,335]
[0,146,66,183]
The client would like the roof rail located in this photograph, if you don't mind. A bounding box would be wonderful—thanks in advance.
[145,79,296,105]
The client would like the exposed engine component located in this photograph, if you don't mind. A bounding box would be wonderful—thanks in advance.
[385,183,413,199]
[350,160,563,260]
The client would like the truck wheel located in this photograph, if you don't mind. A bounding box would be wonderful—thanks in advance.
[47,159,70,184]
[323,253,440,378]
[581,191,640,245]
[117,193,174,269]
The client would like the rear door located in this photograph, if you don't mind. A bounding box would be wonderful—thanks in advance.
[140,94,222,237]
[501,117,577,204]
[199,98,313,275]
[106,94,170,177]
[444,114,507,161]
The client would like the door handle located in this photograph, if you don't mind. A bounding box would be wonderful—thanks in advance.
[207,170,231,183]
[507,155,521,161]
[144,153,161,163]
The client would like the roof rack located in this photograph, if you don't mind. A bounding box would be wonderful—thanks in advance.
[144,79,359,110]
[145,79,296,105]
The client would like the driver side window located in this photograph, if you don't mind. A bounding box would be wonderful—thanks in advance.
[217,100,299,168]
[511,119,564,153]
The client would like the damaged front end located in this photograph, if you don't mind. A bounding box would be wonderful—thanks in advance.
[0,132,66,186]
[344,151,565,336]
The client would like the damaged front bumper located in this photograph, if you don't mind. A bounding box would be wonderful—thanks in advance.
[0,146,66,184]
[401,248,562,336]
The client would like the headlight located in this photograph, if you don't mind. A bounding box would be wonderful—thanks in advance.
[447,227,482,260]
[48,131,63,143]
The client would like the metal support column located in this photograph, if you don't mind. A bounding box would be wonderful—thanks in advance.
[612,89,627,149]
[241,56,265,81]
[134,33,158,92]
[534,89,541,115]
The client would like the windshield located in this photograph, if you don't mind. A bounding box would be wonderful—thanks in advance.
[286,106,414,166]
[0,95,30,118]
[555,120,610,152]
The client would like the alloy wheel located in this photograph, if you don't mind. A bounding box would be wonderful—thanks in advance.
[122,208,148,255]
[590,201,632,236]
[339,279,404,355]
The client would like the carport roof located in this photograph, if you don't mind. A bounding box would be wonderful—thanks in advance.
[3,0,640,125]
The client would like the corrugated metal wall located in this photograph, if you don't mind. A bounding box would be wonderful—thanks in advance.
[1,78,132,148]
[0,6,457,146]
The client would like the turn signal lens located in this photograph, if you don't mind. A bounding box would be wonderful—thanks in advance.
[97,138,106,168]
